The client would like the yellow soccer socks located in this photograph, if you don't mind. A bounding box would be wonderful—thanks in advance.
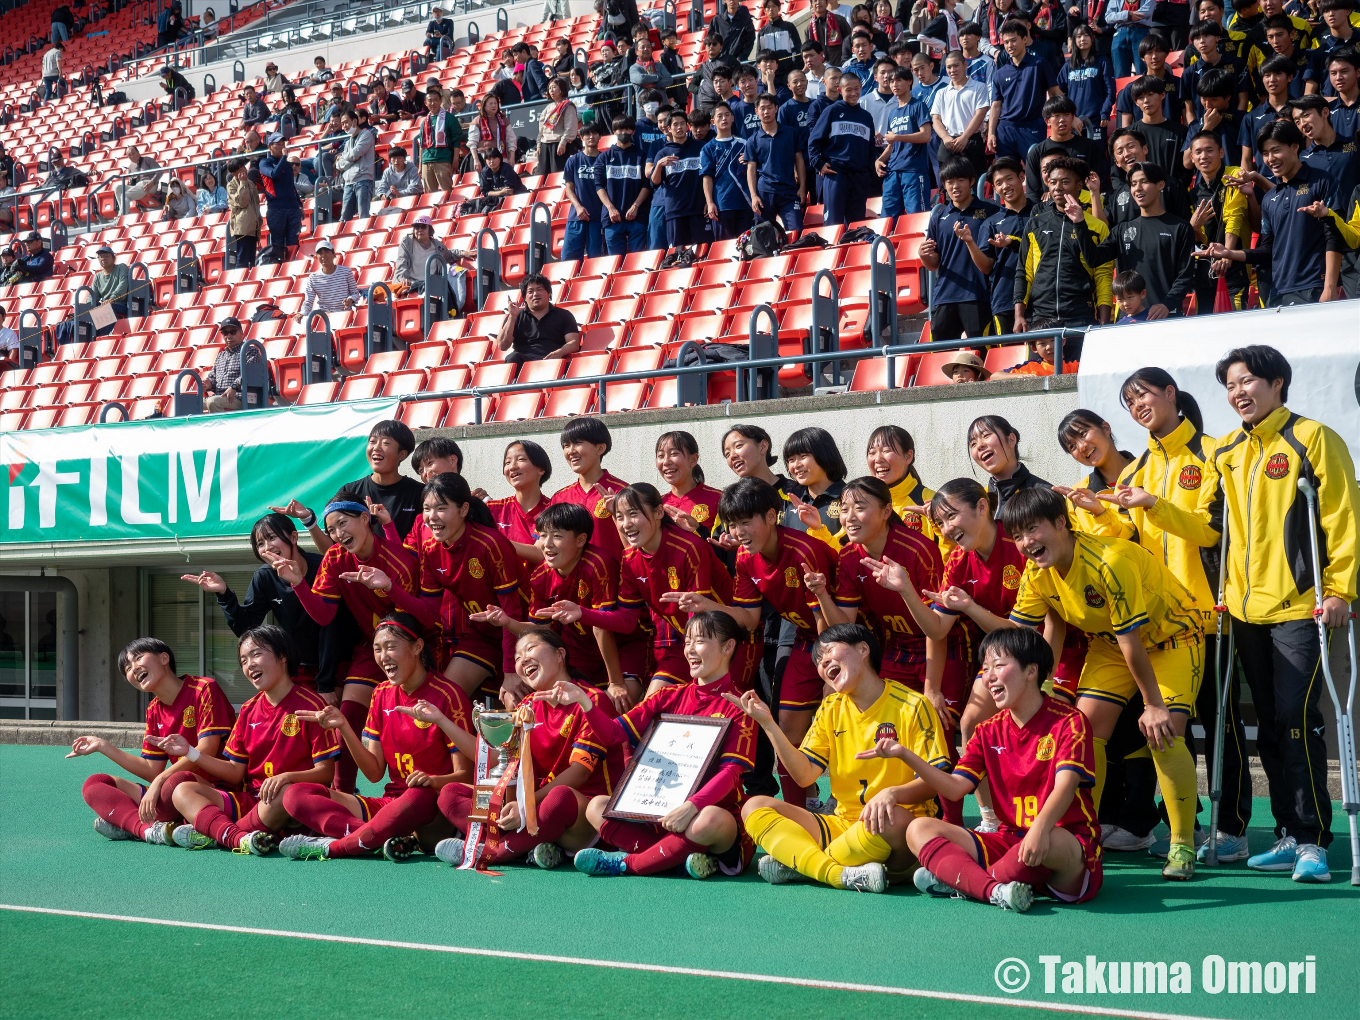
[826,822,892,869]
[1151,736,1198,848]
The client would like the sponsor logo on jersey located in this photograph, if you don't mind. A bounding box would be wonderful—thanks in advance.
[874,722,899,742]
[1083,584,1106,609]
[280,713,301,737]
[1178,465,1202,490]
[1264,452,1289,479]
[605,163,642,179]
[667,565,680,590]
[1002,564,1022,590]
[468,557,485,579]
[1035,734,1056,761]
[691,504,710,523]
[664,156,703,174]
[784,566,800,587]
[182,705,196,729]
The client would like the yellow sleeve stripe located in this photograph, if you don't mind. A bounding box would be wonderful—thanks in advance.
[954,764,984,786]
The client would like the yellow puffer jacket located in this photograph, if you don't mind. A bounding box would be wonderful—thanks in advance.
[1148,407,1359,625]
[808,472,941,550]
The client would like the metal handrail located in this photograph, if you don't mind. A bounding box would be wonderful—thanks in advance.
[393,329,1084,424]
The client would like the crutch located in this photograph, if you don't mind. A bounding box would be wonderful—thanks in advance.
[1205,512,1235,867]
[1297,476,1360,887]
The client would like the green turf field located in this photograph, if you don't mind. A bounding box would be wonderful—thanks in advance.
[3,744,1357,1020]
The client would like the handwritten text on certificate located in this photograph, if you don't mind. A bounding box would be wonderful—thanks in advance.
[610,720,725,818]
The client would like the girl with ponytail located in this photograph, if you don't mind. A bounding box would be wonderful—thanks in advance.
[656,431,723,538]
[1051,408,1136,536]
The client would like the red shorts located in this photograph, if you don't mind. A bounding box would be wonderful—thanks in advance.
[969,827,1103,904]
[777,642,824,712]
[216,786,256,822]
[895,657,971,726]
[355,794,393,822]
[731,636,762,693]
[293,666,319,689]
[617,631,653,681]
[650,644,690,685]
[343,643,386,689]
[605,805,755,876]
[1054,633,1087,703]
[451,635,501,677]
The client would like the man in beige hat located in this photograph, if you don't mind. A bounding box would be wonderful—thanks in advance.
[940,349,989,384]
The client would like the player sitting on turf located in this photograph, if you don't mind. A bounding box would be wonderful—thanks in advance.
[73,637,235,845]
[732,622,951,894]
[550,611,759,880]
[868,627,1102,912]
[277,613,473,862]
[426,627,628,869]
[154,626,341,854]
[999,487,1204,881]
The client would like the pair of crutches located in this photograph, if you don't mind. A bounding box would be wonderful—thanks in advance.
[1204,477,1360,885]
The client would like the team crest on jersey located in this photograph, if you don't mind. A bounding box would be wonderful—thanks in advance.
[691,504,710,523]
[577,580,590,601]
[182,705,196,729]
[1264,453,1289,479]
[784,566,800,588]
[1002,565,1022,590]
[667,565,680,589]
[280,713,301,737]
[874,722,898,742]
[1083,584,1106,608]
[468,557,485,579]
[559,718,574,737]
[1295,184,1310,196]
[901,510,922,531]
[1035,734,1056,761]
[413,716,433,729]
[592,500,611,518]
[827,499,841,520]
[1122,225,1137,245]
[1178,465,1202,490]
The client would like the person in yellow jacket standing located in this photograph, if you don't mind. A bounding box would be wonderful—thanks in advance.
[1105,346,1359,884]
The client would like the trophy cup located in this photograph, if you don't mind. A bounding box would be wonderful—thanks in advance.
[469,704,521,825]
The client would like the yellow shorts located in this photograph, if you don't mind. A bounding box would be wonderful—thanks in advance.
[811,812,854,849]
[1076,633,1203,715]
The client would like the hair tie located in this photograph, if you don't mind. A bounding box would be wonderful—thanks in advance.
[322,500,370,520]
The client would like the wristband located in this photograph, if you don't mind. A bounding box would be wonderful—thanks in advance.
[300,509,316,527]
[186,746,201,763]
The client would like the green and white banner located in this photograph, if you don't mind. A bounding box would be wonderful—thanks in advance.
[0,398,400,545]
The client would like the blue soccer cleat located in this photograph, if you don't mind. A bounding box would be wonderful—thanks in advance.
[1197,831,1250,863]
[574,848,628,876]
[1247,835,1298,872]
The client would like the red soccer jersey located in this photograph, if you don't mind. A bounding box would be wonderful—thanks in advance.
[362,673,473,796]
[953,695,1100,842]
[732,526,836,643]
[418,521,523,671]
[663,483,723,536]
[142,675,237,764]
[834,523,943,679]
[528,685,626,799]
[487,493,553,546]
[552,471,628,564]
[528,547,617,683]
[618,527,721,649]
[312,530,419,638]
[617,673,758,811]
[222,684,342,797]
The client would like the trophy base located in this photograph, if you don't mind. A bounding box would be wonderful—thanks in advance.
[468,780,500,826]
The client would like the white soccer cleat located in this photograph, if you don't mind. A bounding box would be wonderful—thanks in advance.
[93,816,134,841]
[279,835,332,860]
[756,854,802,885]
[990,881,1033,912]
[172,825,217,850]
[434,837,466,866]
[840,862,888,893]
[143,821,177,846]
[912,865,954,896]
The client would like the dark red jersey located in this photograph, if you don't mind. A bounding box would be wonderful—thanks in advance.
[142,675,236,765]
[527,547,617,682]
[551,471,629,564]
[363,673,473,796]
[528,685,626,799]
[311,531,419,638]
[222,684,341,797]
[418,522,523,671]
[487,493,553,546]
[732,526,836,643]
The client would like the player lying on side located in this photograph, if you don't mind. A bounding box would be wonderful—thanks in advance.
[547,611,759,880]
[865,627,1103,913]
[731,622,952,894]
[428,627,627,870]
[153,626,341,853]
[277,613,473,862]
[73,637,235,845]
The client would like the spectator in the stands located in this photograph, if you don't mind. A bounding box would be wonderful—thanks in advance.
[399,78,425,117]
[496,273,581,367]
[941,349,990,383]
[322,83,349,123]
[226,157,260,269]
[690,33,736,112]
[376,144,422,199]
[156,1,185,46]
[368,79,403,125]
[270,86,311,133]
[806,0,851,64]
[261,62,287,94]
[492,64,524,108]
[469,93,517,169]
[0,144,15,188]
[303,55,335,86]
[595,114,653,253]
[480,149,527,198]
[115,145,161,215]
[757,0,802,73]
[712,0,756,62]
[336,109,375,223]
[259,133,302,258]
[42,152,88,191]
[195,169,228,214]
[241,84,270,127]
[163,177,195,220]
[841,30,877,87]
[90,245,129,328]
[552,37,579,76]
[0,305,18,369]
[660,28,687,107]
[203,316,247,412]
[537,77,581,176]
[50,4,76,42]
[394,215,467,293]
[0,174,15,231]
[425,6,454,58]
[42,41,63,101]
[0,249,17,286]
[298,239,361,323]
[629,35,673,103]
[516,42,549,101]
[651,108,712,248]
[446,87,468,114]
[562,122,604,258]
[418,87,464,193]
[12,233,53,284]
[931,50,991,177]
[746,94,806,234]
[160,63,195,102]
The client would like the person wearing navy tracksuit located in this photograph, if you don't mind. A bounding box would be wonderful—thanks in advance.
[562,123,604,259]
[594,116,652,254]
[987,22,1061,162]
[745,94,806,234]
[807,74,876,225]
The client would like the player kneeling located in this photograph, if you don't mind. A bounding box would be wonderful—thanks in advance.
[551,611,758,879]
[875,628,1102,912]
[734,623,951,894]
[277,614,473,862]
[155,626,341,854]
[422,628,625,869]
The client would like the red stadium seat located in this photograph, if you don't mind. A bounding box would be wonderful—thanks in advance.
[543,385,595,418]
[338,374,384,401]
[472,362,516,388]
[578,324,620,351]
[429,365,472,392]
[985,344,1031,375]
[490,390,544,422]
[296,382,340,405]
[383,370,429,397]
[401,399,448,429]
[518,359,565,383]
[566,352,612,378]
[449,340,491,366]
[25,406,64,430]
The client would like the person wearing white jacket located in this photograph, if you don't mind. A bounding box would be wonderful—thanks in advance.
[335,109,375,222]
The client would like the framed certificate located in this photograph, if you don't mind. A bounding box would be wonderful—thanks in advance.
[603,714,731,822]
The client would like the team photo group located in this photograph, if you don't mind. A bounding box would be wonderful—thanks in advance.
[67,341,1357,910]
